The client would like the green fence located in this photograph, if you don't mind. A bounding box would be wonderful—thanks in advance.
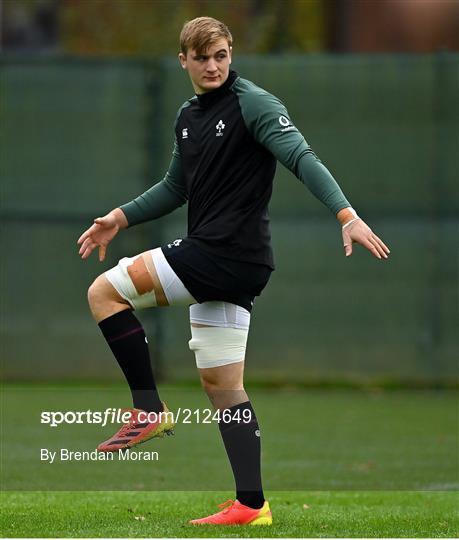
[1,54,458,383]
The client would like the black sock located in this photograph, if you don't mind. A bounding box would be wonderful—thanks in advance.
[98,310,163,413]
[218,401,265,509]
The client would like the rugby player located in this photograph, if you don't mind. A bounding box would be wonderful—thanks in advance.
[77,16,390,526]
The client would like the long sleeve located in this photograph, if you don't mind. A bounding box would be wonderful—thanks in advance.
[120,138,187,227]
[238,88,351,215]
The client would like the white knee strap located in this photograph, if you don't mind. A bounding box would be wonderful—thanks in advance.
[189,326,249,369]
[188,302,251,369]
[105,256,143,308]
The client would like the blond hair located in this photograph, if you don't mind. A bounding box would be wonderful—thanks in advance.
[180,16,233,55]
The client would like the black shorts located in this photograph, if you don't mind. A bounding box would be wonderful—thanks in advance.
[161,238,273,312]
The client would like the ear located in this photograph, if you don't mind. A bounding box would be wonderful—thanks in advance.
[178,52,187,69]
[228,46,233,65]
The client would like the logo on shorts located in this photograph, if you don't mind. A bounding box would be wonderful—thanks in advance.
[167,239,183,249]
[255,429,260,437]
[216,119,225,137]
[182,128,188,139]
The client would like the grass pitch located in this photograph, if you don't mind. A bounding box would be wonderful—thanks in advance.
[1,490,457,537]
[1,385,458,536]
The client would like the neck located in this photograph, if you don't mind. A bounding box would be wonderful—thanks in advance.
[195,75,229,95]
[194,70,238,107]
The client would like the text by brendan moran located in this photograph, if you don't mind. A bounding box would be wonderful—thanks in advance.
[40,448,159,463]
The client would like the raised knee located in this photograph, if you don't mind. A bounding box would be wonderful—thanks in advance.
[87,275,107,309]
[87,274,131,322]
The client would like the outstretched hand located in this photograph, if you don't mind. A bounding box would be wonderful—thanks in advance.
[77,209,127,261]
[342,218,390,260]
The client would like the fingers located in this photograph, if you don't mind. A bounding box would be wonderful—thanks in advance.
[77,217,109,245]
[343,220,390,260]
[342,228,353,257]
[80,244,95,259]
[342,226,354,257]
[81,247,92,259]
[77,222,99,245]
[99,245,107,262]
[79,242,106,261]
[364,233,389,260]
[344,235,383,259]
[78,236,99,260]
[78,237,107,261]
[345,236,391,260]
[78,237,93,256]
[77,230,90,245]
[80,240,98,259]
[371,233,390,257]
[77,220,104,260]
[77,220,112,261]
[362,238,383,259]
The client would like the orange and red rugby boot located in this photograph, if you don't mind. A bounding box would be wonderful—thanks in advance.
[189,499,272,526]
[97,402,174,452]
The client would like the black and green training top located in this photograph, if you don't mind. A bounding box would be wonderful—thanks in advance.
[120,70,350,268]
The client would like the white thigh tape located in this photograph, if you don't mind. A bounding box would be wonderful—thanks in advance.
[188,326,249,369]
[105,249,195,311]
[105,256,157,310]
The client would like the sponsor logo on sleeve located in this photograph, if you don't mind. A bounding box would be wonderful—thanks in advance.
[278,115,296,132]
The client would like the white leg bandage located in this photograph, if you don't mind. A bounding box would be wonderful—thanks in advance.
[105,248,196,310]
[189,302,250,369]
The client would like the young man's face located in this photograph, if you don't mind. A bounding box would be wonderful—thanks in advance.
[179,38,232,95]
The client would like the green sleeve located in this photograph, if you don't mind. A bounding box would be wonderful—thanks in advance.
[119,138,187,227]
[237,84,351,215]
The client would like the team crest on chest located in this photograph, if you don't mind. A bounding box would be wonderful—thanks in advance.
[215,119,226,137]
